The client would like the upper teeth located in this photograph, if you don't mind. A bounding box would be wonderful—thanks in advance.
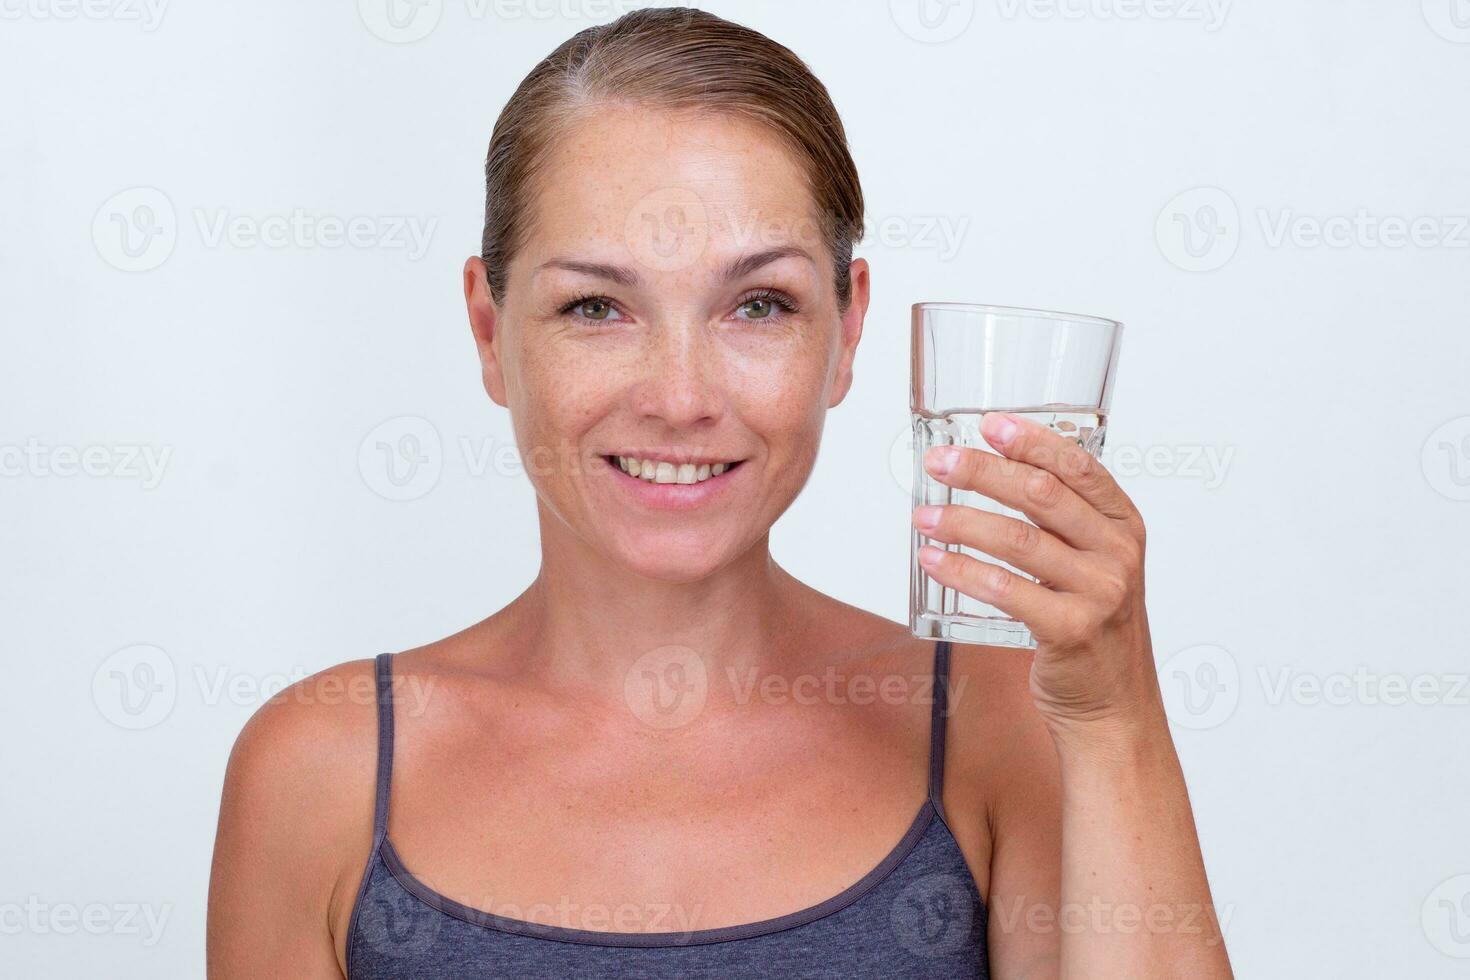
[616,456,731,484]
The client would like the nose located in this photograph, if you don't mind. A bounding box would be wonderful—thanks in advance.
[629,320,724,428]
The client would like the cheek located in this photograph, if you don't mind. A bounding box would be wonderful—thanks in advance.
[505,342,610,456]
[726,339,834,460]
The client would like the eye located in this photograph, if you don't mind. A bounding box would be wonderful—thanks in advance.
[733,289,798,322]
[561,295,625,323]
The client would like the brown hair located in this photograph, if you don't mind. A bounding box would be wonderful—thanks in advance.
[479,6,865,310]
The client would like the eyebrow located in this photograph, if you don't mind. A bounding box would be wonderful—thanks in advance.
[535,245,816,288]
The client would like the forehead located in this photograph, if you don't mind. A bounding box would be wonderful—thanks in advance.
[520,104,826,272]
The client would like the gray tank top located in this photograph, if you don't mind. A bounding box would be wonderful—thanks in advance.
[345,640,988,978]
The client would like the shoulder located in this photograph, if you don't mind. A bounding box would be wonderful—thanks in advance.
[213,657,383,911]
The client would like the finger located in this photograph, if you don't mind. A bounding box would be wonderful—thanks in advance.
[923,444,1113,552]
[980,412,1139,525]
[912,504,1087,592]
[917,545,1084,644]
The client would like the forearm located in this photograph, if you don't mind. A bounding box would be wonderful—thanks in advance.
[1050,710,1234,980]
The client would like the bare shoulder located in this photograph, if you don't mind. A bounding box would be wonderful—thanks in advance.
[211,657,383,926]
[833,609,1062,896]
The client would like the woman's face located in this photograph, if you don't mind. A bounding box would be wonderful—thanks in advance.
[465,104,869,583]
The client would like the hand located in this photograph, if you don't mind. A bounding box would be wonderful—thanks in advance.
[911,412,1162,740]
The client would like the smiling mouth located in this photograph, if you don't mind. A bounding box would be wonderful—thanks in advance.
[604,455,744,486]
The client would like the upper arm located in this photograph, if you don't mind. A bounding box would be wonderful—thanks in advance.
[945,648,1064,980]
[206,661,377,980]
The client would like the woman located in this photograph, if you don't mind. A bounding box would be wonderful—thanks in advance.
[207,8,1233,978]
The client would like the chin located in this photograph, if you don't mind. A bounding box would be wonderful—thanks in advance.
[608,527,742,584]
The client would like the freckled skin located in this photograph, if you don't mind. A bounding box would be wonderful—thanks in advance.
[467,104,862,582]
[210,99,1117,980]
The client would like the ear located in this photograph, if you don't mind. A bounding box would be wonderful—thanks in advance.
[827,257,870,408]
[464,256,509,407]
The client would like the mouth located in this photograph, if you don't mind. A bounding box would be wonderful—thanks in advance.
[603,454,745,486]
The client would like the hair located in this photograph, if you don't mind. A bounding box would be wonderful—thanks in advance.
[479,6,865,311]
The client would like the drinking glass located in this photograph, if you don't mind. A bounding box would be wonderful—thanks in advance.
[910,303,1123,648]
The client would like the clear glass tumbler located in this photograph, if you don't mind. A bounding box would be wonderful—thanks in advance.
[910,303,1123,648]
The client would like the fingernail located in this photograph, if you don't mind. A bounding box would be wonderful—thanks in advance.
[913,505,941,531]
[926,446,959,475]
[984,412,1018,446]
[918,544,944,567]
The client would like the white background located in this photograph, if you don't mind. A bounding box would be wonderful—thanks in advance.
[3,1,1468,976]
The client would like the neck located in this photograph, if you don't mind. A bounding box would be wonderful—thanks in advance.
[504,508,809,694]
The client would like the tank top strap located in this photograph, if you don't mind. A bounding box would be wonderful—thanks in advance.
[370,651,396,848]
[927,639,952,819]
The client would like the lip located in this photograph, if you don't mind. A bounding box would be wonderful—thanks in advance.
[600,454,745,511]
